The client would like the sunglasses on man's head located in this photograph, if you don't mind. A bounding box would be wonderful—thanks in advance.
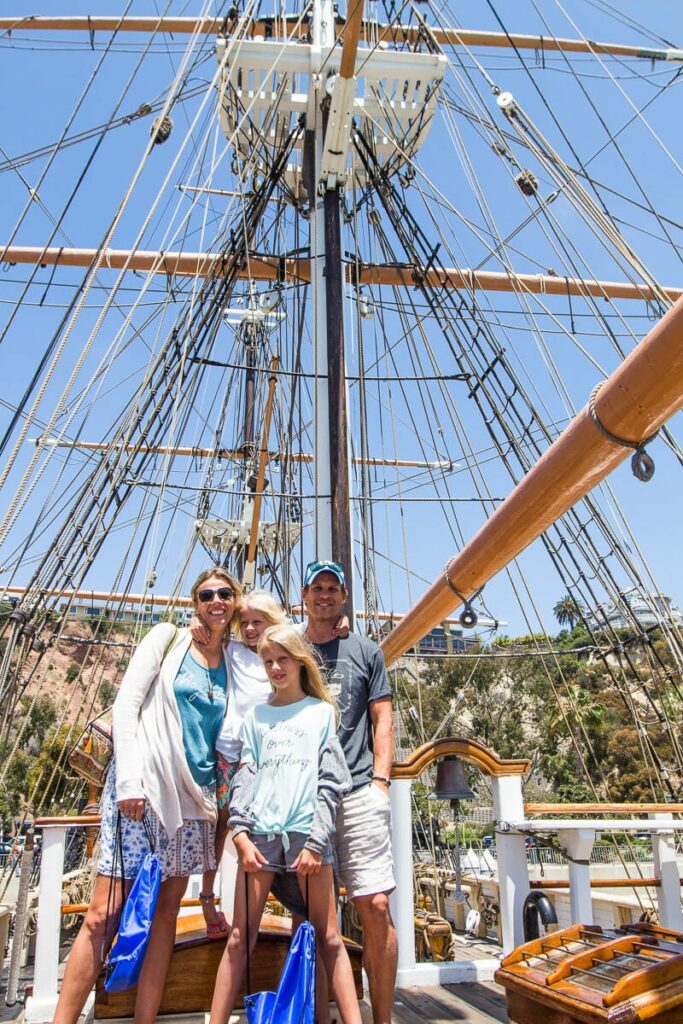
[197,587,234,603]
[306,560,344,574]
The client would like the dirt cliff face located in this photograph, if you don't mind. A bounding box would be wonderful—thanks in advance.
[24,621,136,726]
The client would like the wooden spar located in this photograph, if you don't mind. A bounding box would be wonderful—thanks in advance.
[1,586,195,607]
[31,438,452,470]
[3,583,494,631]
[1,16,681,62]
[380,296,683,666]
[339,0,365,79]
[0,584,398,618]
[4,245,680,301]
[244,358,278,571]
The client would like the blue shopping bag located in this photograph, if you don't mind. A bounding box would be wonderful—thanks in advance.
[245,919,316,1024]
[104,814,162,993]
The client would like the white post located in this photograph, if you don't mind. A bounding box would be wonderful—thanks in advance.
[25,826,66,1023]
[390,778,415,981]
[491,774,528,952]
[558,828,595,926]
[649,812,683,930]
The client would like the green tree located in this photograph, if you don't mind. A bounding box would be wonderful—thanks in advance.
[27,726,75,815]
[99,679,117,709]
[553,594,585,630]
[20,694,57,746]
[0,745,30,830]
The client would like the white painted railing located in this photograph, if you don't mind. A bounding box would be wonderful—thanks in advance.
[26,798,683,1017]
[390,768,683,981]
[25,822,71,1023]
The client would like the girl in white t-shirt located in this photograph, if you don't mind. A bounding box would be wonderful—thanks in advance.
[198,592,286,938]
[208,624,360,1024]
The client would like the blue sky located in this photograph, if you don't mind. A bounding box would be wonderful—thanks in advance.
[0,1,681,639]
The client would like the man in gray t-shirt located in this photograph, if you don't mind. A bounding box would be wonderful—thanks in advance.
[311,632,391,789]
[302,560,397,1024]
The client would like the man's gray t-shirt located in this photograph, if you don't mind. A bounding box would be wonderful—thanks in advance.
[311,633,391,791]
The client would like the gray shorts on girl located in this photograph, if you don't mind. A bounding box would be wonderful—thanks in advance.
[251,831,333,873]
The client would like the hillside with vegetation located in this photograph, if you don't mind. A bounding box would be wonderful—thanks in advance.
[395,609,682,808]
[0,610,137,832]
[0,595,680,832]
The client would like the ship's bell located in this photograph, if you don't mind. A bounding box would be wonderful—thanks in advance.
[431,756,475,803]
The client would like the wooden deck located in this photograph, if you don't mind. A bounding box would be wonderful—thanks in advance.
[92,912,509,1024]
[380,983,508,1023]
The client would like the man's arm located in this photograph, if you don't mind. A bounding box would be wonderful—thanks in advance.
[369,696,394,791]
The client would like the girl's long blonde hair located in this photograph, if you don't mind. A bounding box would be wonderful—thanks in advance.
[238,591,286,638]
[257,624,336,714]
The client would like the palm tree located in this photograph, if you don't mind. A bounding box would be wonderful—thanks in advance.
[553,594,584,630]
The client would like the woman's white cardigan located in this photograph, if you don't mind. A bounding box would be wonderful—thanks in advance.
[112,623,230,838]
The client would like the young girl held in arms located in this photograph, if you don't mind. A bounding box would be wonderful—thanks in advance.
[208,624,361,1024]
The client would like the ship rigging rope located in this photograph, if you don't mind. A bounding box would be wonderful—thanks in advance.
[428,7,683,311]
[0,0,225,535]
[2,0,681,805]
[552,0,683,175]
[433,65,683,474]
[358,59,667,393]
[355,130,683,793]
[2,116,302,620]
[528,1,683,264]
[0,0,284,543]
[0,0,142,334]
[440,84,683,257]
[0,97,301,696]
[387,68,683,475]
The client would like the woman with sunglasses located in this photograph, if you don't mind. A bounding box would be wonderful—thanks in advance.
[53,567,241,1024]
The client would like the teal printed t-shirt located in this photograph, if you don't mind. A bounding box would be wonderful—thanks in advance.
[174,650,227,786]
[241,697,334,839]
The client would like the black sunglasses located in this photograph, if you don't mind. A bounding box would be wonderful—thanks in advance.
[197,587,235,603]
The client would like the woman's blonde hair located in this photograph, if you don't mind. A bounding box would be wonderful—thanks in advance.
[257,624,336,713]
[190,566,242,635]
[238,591,287,638]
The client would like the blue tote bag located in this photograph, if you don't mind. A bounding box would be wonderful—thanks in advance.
[244,877,315,1024]
[104,814,162,993]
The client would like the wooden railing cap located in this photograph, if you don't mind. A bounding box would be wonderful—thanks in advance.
[392,736,530,780]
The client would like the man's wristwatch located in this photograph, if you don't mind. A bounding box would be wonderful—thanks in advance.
[372,775,391,786]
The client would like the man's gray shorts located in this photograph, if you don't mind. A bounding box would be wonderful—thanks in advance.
[270,782,395,913]
[252,831,334,874]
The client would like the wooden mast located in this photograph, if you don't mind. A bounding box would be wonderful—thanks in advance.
[321,0,365,617]
[3,246,680,301]
[380,297,683,666]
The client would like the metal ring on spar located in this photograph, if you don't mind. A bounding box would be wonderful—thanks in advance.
[588,382,658,482]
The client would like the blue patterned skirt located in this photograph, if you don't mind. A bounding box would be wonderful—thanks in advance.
[97,757,217,881]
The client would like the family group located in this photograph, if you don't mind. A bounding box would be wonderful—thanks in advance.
[52,560,397,1024]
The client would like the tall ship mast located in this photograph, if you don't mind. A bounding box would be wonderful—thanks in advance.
[0,6,682,1007]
